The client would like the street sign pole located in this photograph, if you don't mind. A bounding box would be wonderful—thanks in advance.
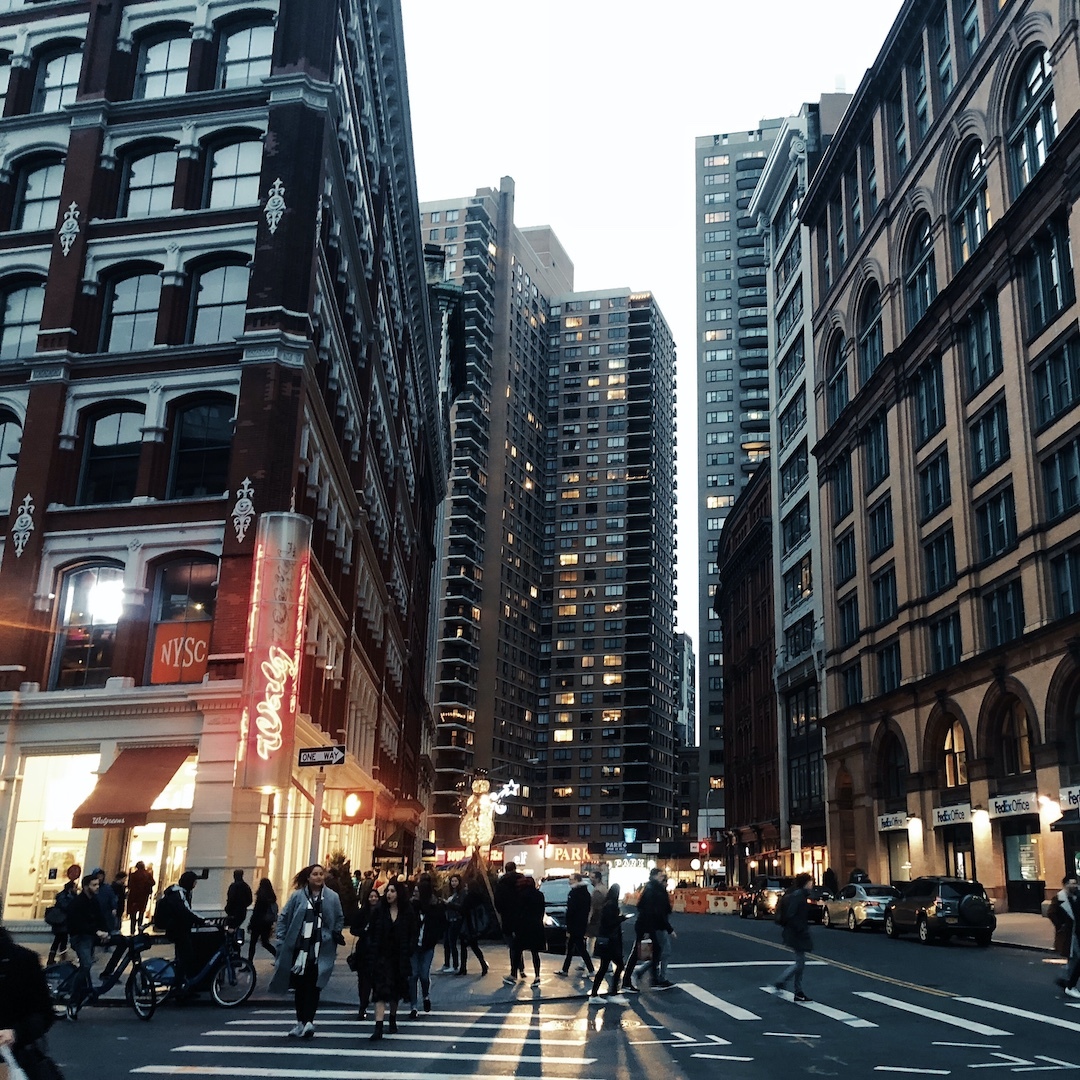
[309,767,325,866]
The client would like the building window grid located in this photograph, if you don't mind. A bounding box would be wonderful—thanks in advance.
[963,293,1003,395]
[974,485,1017,562]
[858,286,884,385]
[919,449,951,521]
[953,144,990,268]
[1009,49,1058,195]
[929,611,962,673]
[1025,217,1074,338]
[1034,334,1080,427]
[905,215,937,330]
[983,579,1025,649]
[877,640,902,694]
[969,398,1010,479]
[14,161,64,231]
[868,495,894,559]
[924,527,957,596]
[864,411,889,492]
[1042,436,1080,520]
[914,355,945,445]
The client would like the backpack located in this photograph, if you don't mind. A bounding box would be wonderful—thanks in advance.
[152,888,185,935]
[774,891,792,926]
[44,887,75,928]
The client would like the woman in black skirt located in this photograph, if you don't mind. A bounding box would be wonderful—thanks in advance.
[348,887,381,1019]
[590,885,627,998]
[514,876,546,987]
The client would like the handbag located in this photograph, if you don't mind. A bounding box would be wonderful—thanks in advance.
[345,949,360,972]
[42,908,66,929]
[638,935,653,961]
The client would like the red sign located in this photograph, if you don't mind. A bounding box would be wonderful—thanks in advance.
[238,513,312,792]
[150,622,212,683]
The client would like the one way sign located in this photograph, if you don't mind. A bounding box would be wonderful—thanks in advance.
[298,745,346,767]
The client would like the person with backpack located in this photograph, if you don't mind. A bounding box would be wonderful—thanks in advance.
[455,875,490,976]
[773,872,813,1002]
[45,880,77,965]
[623,867,674,992]
[155,871,209,984]
[248,878,279,962]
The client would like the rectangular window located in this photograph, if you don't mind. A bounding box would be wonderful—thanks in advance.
[910,48,929,142]
[877,640,902,693]
[777,336,804,395]
[838,592,860,647]
[841,662,863,708]
[777,287,804,342]
[863,137,878,215]
[1052,544,1080,618]
[865,411,890,491]
[974,485,1017,561]
[782,497,811,556]
[961,0,980,63]
[776,233,802,294]
[914,355,945,444]
[924,527,957,595]
[872,565,898,625]
[1026,217,1075,337]
[983,579,1024,647]
[778,389,806,449]
[848,169,862,242]
[784,615,815,660]
[783,554,813,611]
[1042,435,1080,520]
[919,449,951,520]
[929,610,962,672]
[779,442,809,501]
[868,495,894,559]
[891,84,908,173]
[969,398,1010,478]
[1033,334,1080,427]
[835,530,856,586]
[934,4,953,100]
[833,451,853,521]
[963,293,1002,394]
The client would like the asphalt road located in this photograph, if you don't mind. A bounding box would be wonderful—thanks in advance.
[44,913,1079,1078]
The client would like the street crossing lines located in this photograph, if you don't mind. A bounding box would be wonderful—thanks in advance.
[853,992,1011,1036]
[678,981,761,1020]
[956,997,1080,1034]
[759,986,877,1028]
[133,1072,602,1080]
[200,1027,588,1046]
[168,1044,598,1066]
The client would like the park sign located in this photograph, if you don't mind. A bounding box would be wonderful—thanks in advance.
[298,745,346,767]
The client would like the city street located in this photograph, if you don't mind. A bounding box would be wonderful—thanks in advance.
[45,913,1080,1079]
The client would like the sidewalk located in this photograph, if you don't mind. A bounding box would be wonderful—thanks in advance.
[991,911,1054,952]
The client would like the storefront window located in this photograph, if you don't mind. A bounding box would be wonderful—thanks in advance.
[944,719,968,786]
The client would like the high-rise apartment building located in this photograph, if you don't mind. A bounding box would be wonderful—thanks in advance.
[0,0,448,914]
[694,120,783,830]
[423,182,678,848]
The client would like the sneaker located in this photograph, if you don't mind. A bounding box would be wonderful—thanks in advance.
[480,964,489,976]
[301,1022,315,1038]
[555,969,568,977]
[654,979,675,989]
[286,1023,304,1037]
[409,1009,419,1019]
[502,975,516,986]
[1065,986,1080,1000]
[439,965,454,973]
[531,977,541,987]
[588,994,602,1003]
[622,983,639,994]
[793,991,812,1003]
[423,998,431,1013]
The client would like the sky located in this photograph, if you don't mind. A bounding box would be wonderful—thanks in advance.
[400,0,904,642]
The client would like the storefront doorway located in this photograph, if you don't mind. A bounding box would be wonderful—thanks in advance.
[885,830,912,885]
[940,824,976,880]
[1000,816,1045,912]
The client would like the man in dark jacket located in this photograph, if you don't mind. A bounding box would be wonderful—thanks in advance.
[67,874,112,1002]
[158,871,209,983]
[773,872,813,1002]
[557,873,595,977]
[494,862,523,983]
[224,869,253,928]
[0,924,56,1071]
[623,868,674,991]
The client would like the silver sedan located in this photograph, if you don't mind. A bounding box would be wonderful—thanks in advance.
[821,883,901,931]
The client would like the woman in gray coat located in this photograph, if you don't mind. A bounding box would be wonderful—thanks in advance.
[270,864,345,1038]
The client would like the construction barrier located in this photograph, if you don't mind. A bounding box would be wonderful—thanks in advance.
[670,888,741,915]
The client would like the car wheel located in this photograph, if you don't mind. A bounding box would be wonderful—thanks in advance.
[974,931,992,948]
[885,913,899,939]
[822,908,831,929]
[847,910,857,932]
[917,917,933,944]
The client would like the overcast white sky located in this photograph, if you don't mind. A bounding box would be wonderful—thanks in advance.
[400,0,903,642]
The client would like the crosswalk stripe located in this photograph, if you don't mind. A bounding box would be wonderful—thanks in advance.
[678,981,760,1020]
[227,1017,585,1031]
[956,997,1080,1034]
[854,992,1011,1036]
[170,1043,597,1066]
[761,986,876,1028]
[199,1029,586,1046]
[667,961,826,969]
[690,1053,754,1062]
[134,1071,602,1080]
[249,1008,587,1021]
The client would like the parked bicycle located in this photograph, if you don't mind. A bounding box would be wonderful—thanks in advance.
[143,919,256,1007]
[45,931,157,1021]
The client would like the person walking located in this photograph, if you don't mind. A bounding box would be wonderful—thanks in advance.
[409,874,447,1018]
[557,873,595,978]
[455,875,489,976]
[623,868,674,991]
[367,881,414,1040]
[514,876,546,987]
[0,921,62,1078]
[773,872,814,1002]
[126,861,155,933]
[270,863,345,1039]
[494,862,523,983]
[67,873,111,1004]
[91,868,120,934]
[225,870,253,929]
[1048,875,1080,997]
[348,887,381,1019]
[45,880,77,965]
[110,871,128,926]
[590,884,627,999]
[441,873,465,973]
[247,878,279,962]
[586,870,606,955]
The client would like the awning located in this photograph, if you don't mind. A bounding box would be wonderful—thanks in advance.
[72,745,195,829]
[1051,809,1080,832]
[373,827,414,860]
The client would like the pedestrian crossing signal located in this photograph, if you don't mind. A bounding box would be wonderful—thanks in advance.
[698,840,711,855]
[342,790,374,823]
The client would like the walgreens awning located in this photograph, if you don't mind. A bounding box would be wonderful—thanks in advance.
[71,745,196,829]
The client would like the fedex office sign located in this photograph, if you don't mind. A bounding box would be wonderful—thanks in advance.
[1060,785,1080,810]
[932,804,971,827]
[989,792,1036,818]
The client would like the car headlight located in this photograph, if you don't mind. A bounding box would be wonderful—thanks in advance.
[543,915,556,927]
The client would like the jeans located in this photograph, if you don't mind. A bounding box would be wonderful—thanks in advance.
[70,934,96,1001]
[591,958,623,996]
[777,946,807,993]
[1064,953,1080,990]
[625,926,662,985]
[653,929,671,980]
[410,946,435,1008]
[443,922,461,969]
[561,933,594,974]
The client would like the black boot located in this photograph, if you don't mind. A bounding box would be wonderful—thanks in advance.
[388,1010,399,1034]
[369,1020,384,1041]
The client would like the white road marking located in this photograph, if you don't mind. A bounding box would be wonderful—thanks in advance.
[667,961,826,969]
[200,1029,586,1046]
[968,1051,1035,1068]
[248,1007,587,1021]
[134,1072,605,1080]
[690,1053,754,1062]
[1029,1055,1080,1069]
[228,1017,585,1031]
[169,1044,596,1066]
[957,998,1080,1034]
[854,992,1011,1036]
[679,981,760,1020]
[872,1068,951,1075]
[761,986,876,1028]
[762,1031,820,1038]
[932,1043,1001,1049]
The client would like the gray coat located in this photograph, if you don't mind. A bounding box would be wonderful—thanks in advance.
[269,885,345,993]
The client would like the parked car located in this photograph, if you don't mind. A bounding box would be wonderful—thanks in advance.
[805,885,834,924]
[884,876,996,946]
[738,876,793,919]
[821,883,900,930]
[539,876,571,953]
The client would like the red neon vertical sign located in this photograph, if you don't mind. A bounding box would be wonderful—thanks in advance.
[238,513,312,791]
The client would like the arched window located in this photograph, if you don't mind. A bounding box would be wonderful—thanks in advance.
[103,272,161,352]
[880,732,908,802]
[218,24,274,89]
[826,336,848,425]
[78,408,144,504]
[953,143,991,268]
[134,35,191,99]
[32,48,82,113]
[51,564,124,689]
[1009,49,1057,194]
[943,718,967,787]
[13,159,64,231]
[1000,698,1033,776]
[857,283,884,385]
[205,140,262,208]
[0,281,45,360]
[149,557,217,684]
[121,149,177,217]
[190,264,248,344]
[168,398,234,498]
[904,214,937,329]
[0,411,22,513]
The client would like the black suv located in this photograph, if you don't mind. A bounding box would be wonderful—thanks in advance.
[884,876,996,946]
[738,876,793,920]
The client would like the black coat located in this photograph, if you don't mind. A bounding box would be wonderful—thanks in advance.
[513,886,546,953]
[67,890,109,937]
[592,900,626,962]
[459,884,492,942]
[494,870,522,933]
[0,931,53,1056]
[780,887,813,953]
[565,883,591,936]
[225,880,253,921]
[635,880,673,934]
[412,897,448,951]
[368,904,414,1003]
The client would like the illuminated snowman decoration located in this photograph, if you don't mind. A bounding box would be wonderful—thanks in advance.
[459,777,520,855]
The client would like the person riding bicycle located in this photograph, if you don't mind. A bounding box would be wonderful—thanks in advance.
[155,871,209,986]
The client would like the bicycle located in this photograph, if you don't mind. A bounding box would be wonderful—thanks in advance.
[143,920,257,1008]
[45,931,157,1021]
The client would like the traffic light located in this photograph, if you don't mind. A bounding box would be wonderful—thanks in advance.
[698,840,711,855]
[341,790,374,824]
